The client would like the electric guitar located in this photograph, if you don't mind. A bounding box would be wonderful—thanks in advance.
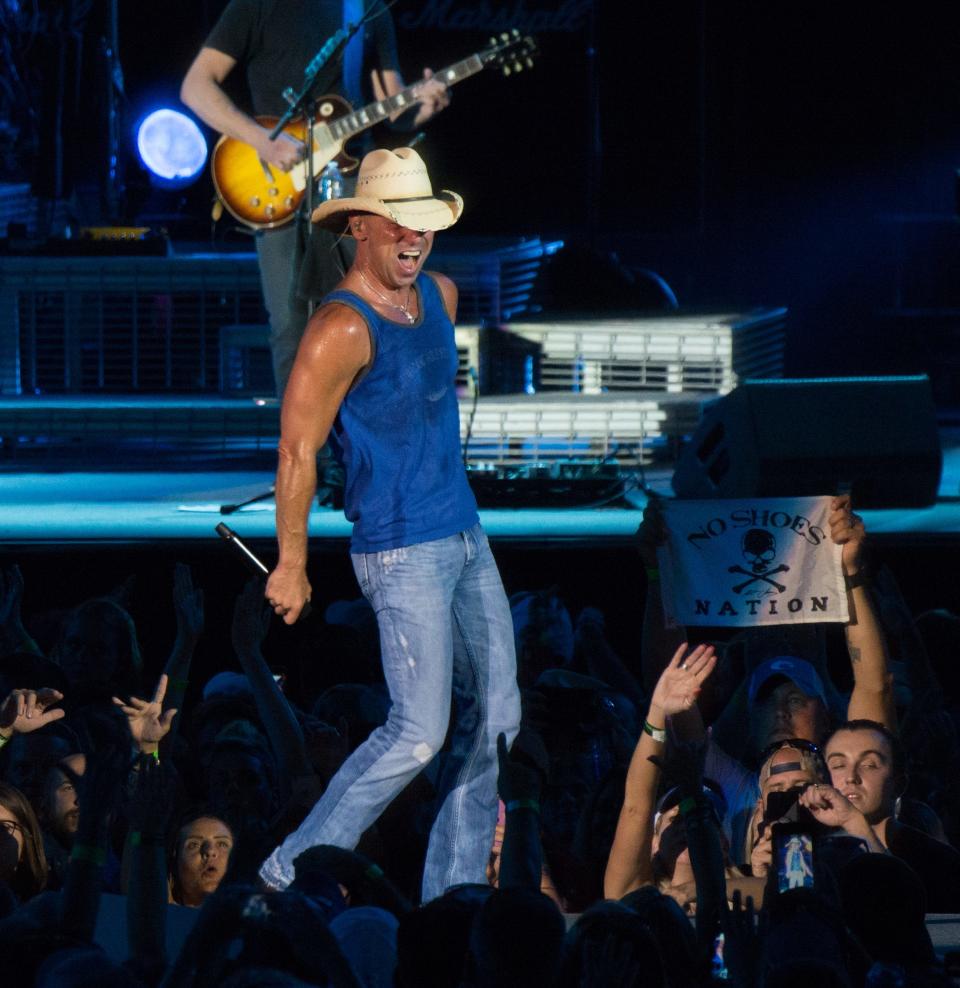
[211,31,537,230]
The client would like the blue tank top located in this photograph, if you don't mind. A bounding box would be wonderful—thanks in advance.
[324,273,479,553]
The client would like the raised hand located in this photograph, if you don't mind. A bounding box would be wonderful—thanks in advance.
[172,562,204,645]
[112,674,177,749]
[496,728,548,806]
[830,494,866,576]
[0,687,65,737]
[232,576,271,656]
[650,642,717,717]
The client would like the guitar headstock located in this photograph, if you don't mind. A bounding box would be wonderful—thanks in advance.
[481,29,538,76]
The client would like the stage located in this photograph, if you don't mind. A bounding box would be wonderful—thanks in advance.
[0,426,957,547]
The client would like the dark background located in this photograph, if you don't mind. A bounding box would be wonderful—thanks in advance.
[16,0,959,389]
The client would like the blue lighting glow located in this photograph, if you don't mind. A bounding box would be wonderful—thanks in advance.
[136,109,207,184]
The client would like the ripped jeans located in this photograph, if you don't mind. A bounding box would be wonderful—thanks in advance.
[259,523,521,902]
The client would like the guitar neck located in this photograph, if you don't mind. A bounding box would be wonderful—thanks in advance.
[327,53,486,143]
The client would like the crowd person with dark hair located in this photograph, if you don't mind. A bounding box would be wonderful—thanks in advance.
[812,718,960,911]
[169,810,236,908]
[0,781,48,904]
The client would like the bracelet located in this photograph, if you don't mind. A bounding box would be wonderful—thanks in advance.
[505,798,540,814]
[129,831,166,848]
[71,844,106,866]
[643,719,667,744]
[645,567,660,584]
[844,570,871,590]
[169,677,190,690]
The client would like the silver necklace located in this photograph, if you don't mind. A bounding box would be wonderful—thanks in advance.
[358,269,415,324]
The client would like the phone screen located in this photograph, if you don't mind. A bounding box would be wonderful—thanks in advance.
[775,831,815,893]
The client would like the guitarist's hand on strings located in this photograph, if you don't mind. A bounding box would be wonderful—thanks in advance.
[411,68,450,126]
[255,126,306,172]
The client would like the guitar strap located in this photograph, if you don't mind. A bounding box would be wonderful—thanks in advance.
[342,0,365,107]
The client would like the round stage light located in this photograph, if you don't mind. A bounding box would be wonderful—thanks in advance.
[136,109,208,185]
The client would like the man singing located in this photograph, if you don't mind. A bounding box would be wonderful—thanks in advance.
[257,147,521,903]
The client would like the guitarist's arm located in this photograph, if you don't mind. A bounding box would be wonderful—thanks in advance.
[181,47,304,171]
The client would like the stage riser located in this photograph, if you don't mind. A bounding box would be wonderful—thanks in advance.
[0,241,561,396]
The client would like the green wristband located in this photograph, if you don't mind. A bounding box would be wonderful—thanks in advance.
[643,719,667,744]
[646,567,660,584]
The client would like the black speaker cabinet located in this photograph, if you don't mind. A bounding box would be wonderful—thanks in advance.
[671,376,942,508]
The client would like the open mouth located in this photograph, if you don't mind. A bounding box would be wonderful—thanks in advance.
[397,249,421,275]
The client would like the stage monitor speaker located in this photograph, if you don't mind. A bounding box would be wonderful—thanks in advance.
[671,376,942,508]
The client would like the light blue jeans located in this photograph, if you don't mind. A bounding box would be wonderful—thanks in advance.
[259,523,521,902]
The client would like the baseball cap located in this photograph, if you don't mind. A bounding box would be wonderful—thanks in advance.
[748,656,827,705]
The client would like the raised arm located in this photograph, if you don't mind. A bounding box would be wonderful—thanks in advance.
[160,563,203,745]
[604,643,716,900]
[831,496,896,731]
[232,576,313,794]
[180,47,303,171]
[266,306,370,624]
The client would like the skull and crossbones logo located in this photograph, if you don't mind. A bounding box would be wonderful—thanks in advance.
[727,529,790,594]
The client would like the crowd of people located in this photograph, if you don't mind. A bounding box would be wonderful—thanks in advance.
[0,494,958,986]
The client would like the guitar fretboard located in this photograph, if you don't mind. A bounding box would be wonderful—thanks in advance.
[327,54,486,142]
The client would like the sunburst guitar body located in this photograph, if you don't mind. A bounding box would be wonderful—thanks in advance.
[210,32,537,230]
[212,95,356,229]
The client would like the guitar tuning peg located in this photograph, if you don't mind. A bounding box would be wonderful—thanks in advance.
[526,57,534,69]
[489,36,496,46]
[513,60,522,73]
[502,65,512,76]
[501,32,509,41]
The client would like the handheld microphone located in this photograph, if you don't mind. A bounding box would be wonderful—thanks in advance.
[215,523,312,620]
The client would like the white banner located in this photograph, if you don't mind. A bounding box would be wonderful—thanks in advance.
[657,496,848,627]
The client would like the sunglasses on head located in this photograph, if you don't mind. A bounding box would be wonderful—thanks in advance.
[757,737,821,769]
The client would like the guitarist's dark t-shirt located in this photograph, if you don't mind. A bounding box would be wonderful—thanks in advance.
[205,0,401,118]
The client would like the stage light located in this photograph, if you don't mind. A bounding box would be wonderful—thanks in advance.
[136,109,207,186]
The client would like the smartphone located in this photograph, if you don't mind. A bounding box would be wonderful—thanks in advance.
[773,826,815,893]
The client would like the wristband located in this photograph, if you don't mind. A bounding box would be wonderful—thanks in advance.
[169,677,190,690]
[844,570,871,590]
[505,798,540,814]
[643,719,667,744]
[71,844,106,866]
[645,567,660,584]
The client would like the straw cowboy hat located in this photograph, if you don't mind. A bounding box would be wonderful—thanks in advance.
[311,147,463,233]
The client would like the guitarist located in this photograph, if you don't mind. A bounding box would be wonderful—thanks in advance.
[181,0,450,397]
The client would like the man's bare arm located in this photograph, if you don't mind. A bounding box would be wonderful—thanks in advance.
[266,306,370,623]
[831,496,896,731]
[180,47,303,170]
